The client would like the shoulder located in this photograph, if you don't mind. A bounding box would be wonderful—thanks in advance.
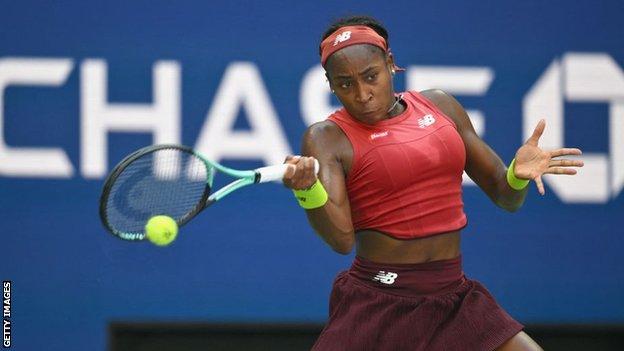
[303,120,350,153]
[418,89,473,133]
[304,120,345,141]
[418,88,448,101]
[419,89,460,116]
[303,120,353,172]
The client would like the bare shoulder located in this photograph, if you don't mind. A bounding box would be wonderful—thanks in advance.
[419,89,475,134]
[303,120,349,150]
[303,120,352,172]
[304,120,344,139]
[420,88,451,105]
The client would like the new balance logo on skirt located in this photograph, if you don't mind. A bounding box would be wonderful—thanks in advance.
[373,271,398,285]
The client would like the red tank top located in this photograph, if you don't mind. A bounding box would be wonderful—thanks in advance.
[327,91,467,239]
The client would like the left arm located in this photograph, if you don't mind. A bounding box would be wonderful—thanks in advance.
[421,89,583,212]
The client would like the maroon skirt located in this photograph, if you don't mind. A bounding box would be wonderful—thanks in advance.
[312,256,523,351]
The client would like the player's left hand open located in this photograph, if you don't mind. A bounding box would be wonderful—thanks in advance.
[513,119,584,195]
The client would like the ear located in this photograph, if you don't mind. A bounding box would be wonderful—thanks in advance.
[386,52,396,75]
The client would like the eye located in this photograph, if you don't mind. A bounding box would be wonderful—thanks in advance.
[366,73,378,81]
[340,81,352,89]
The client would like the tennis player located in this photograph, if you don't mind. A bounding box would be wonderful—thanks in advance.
[283,15,583,351]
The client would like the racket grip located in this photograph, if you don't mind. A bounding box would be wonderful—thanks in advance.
[255,158,320,183]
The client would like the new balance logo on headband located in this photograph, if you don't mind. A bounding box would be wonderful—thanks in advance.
[333,31,352,46]
[373,271,398,285]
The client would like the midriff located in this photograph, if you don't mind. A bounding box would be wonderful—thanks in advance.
[355,229,461,264]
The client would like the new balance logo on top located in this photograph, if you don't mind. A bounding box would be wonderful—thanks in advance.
[370,131,389,140]
[333,31,352,46]
[373,271,398,285]
[418,114,436,128]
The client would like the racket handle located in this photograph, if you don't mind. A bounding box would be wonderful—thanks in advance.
[255,158,320,183]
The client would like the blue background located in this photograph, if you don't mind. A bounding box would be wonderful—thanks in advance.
[1,1,623,350]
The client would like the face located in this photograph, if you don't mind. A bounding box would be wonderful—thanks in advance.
[325,44,396,125]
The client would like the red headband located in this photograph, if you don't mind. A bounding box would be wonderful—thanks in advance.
[320,25,388,67]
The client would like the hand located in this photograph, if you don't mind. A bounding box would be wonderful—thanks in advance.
[513,119,584,195]
[282,155,318,190]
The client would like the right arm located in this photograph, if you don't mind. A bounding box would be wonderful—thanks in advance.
[283,121,355,254]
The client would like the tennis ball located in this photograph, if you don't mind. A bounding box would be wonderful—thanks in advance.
[145,215,178,246]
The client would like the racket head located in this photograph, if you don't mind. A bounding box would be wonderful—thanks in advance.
[99,144,214,241]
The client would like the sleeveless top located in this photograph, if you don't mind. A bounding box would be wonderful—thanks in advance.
[327,91,467,239]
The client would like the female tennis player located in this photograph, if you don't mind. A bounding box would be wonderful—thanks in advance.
[283,15,583,351]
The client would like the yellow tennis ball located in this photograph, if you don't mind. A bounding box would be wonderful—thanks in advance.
[145,215,178,246]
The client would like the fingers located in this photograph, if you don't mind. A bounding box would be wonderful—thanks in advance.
[534,175,545,196]
[526,119,546,146]
[548,159,584,168]
[544,150,584,177]
[533,168,575,197]
[282,155,299,181]
[283,155,301,164]
[549,148,582,157]
[282,155,318,190]
[305,157,315,183]
[283,164,296,179]
[545,167,578,175]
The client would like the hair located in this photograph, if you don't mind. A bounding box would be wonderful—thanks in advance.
[319,15,389,56]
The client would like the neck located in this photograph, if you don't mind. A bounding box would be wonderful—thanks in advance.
[387,93,405,117]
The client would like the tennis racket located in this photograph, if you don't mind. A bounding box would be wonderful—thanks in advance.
[99,144,318,241]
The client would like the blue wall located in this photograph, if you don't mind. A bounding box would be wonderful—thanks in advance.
[1,1,623,350]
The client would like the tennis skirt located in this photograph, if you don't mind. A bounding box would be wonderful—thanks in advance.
[312,255,523,351]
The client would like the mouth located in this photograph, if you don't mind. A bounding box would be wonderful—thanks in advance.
[360,108,381,116]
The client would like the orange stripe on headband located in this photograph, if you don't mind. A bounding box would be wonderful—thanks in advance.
[320,25,388,67]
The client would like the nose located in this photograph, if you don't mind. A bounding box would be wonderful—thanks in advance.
[354,82,372,103]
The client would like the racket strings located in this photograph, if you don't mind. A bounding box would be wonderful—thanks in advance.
[104,148,211,236]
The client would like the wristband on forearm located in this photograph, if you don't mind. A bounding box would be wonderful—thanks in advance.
[506,158,530,190]
[293,179,328,209]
